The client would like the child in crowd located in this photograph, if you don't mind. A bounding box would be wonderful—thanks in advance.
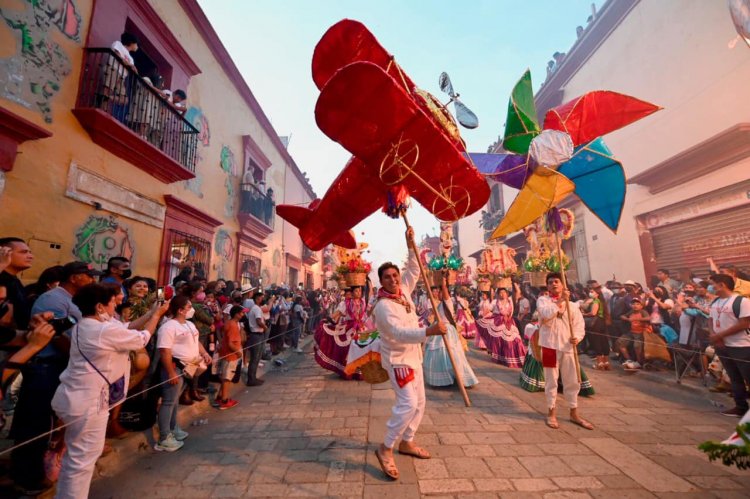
[617,297,650,369]
[214,305,243,409]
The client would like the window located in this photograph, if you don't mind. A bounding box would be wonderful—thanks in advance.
[165,230,210,285]
[159,195,221,285]
[239,253,261,288]
[305,272,314,291]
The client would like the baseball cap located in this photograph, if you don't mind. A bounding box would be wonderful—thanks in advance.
[624,280,636,286]
[62,261,103,280]
[631,296,642,303]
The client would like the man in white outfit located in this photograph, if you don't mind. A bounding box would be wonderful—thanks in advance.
[536,272,594,430]
[372,227,446,480]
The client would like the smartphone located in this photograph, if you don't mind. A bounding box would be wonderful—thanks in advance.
[49,316,77,336]
[157,287,165,303]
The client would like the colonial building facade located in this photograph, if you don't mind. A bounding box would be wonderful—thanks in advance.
[0,0,321,287]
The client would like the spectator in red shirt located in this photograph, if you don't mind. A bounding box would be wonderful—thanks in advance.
[215,306,243,410]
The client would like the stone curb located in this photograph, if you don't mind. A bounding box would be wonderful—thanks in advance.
[94,334,315,479]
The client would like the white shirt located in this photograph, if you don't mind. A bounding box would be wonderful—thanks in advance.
[710,294,750,348]
[110,40,134,66]
[52,318,150,417]
[536,295,585,352]
[246,303,264,333]
[372,250,425,369]
[156,319,200,361]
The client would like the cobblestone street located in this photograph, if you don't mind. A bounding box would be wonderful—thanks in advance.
[89,344,750,498]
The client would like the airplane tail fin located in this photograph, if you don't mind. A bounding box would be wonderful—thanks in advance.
[276,204,311,228]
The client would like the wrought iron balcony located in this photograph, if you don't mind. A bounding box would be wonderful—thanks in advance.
[73,48,198,183]
[302,245,318,264]
[239,182,275,229]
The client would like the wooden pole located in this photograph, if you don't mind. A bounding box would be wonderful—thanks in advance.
[554,231,582,383]
[401,210,471,407]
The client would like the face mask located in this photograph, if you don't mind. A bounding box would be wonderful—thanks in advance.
[589,293,596,298]
[185,307,195,319]
[195,292,206,302]
[120,269,132,279]
[707,285,716,294]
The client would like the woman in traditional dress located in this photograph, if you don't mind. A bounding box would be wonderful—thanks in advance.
[520,320,595,396]
[454,291,478,339]
[474,291,493,350]
[423,279,478,388]
[313,287,369,379]
[482,288,527,367]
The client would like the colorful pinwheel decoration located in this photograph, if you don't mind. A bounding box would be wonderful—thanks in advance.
[470,70,661,239]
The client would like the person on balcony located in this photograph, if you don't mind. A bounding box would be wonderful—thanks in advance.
[104,33,139,124]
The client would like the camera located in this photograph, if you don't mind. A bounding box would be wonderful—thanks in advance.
[49,316,77,336]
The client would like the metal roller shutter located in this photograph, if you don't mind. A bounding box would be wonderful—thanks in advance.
[651,205,750,277]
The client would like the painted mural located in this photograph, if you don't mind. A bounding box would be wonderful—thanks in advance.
[212,228,234,279]
[185,106,210,147]
[72,215,134,268]
[0,0,82,123]
[181,172,204,198]
[220,145,237,176]
[224,175,235,217]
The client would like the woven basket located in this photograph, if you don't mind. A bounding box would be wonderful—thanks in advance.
[360,360,389,384]
[477,279,491,292]
[431,270,457,287]
[344,272,367,287]
[494,277,512,290]
[528,271,547,287]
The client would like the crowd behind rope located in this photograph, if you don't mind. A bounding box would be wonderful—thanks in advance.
[2,232,749,496]
[438,260,750,420]
[0,237,329,498]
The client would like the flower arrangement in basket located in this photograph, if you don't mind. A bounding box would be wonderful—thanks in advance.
[427,254,463,286]
[336,255,372,287]
[522,209,574,286]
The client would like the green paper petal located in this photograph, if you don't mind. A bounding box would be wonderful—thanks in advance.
[502,70,540,154]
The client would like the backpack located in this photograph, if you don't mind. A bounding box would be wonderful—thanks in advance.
[710,295,744,319]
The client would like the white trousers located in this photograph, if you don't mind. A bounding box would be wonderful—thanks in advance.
[54,410,109,499]
[543,349,580,410]
[384,365,426,448]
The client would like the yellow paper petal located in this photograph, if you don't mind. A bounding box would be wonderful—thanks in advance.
[490,168,575,239]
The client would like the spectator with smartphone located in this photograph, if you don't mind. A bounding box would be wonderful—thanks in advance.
[9,261,101,494]
[52,283,166,499]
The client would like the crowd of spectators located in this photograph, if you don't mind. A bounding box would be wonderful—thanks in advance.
[458,262,750,420]
[0,237,324,497]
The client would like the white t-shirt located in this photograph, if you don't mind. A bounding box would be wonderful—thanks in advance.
[156,319,200,361]
[710,294,750,348]
[246,303,264,333]
[110,40,134,66]
[650,299,674,324]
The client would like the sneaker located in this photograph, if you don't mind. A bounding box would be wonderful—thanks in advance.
[630,361,642,369]
[219,399,239,410]
[154,434,184,452]
[720,406,747,418]
[211,397,222,408]
[173,427,189,441]
[294,347,303,353]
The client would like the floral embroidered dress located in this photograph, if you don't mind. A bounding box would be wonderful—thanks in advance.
[454,295,478,339]
[478,298,526,367]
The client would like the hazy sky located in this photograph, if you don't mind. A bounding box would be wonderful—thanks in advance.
[199,0,600,267]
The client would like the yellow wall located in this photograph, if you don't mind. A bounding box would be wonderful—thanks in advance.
[0,0,316,286]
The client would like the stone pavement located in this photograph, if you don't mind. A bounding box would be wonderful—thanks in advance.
[89,343,750,498]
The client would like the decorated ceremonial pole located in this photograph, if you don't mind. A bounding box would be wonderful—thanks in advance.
[400,208,471,407]
[547,208,582,383]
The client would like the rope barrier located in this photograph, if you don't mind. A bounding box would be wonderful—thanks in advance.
[0,310,326,457]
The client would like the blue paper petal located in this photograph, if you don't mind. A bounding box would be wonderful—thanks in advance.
[557,138,625,232]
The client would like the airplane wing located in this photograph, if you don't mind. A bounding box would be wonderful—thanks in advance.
[311,19,416,92]
[315,61,489,222]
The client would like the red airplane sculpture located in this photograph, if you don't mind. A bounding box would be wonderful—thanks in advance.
[276,19,490,251]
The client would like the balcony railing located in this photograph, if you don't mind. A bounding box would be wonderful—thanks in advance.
[75,48,199,175]
[302,245,318,263]
[240,183,275,228]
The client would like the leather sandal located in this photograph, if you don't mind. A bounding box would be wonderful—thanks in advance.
[374,448,399,480]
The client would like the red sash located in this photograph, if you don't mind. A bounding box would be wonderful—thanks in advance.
[541,347,557,368]
[393,366,415,388]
